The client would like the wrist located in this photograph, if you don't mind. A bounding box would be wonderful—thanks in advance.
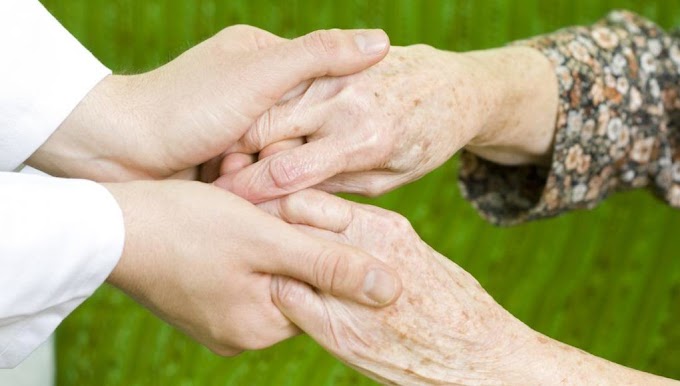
[462,46,558,166]
[503,331,677,385]
[27,75,160,181]
[102,181,139,291]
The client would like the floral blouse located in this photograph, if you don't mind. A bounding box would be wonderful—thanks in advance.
[459,10,680,226]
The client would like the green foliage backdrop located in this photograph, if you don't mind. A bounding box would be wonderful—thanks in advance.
[40,1,680,385]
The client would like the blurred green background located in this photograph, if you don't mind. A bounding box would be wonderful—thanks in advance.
[40,0,680,384]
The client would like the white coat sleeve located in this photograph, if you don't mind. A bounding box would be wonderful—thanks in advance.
[0,172,125,369]
[0,1,124,368]
[0,0,110,171]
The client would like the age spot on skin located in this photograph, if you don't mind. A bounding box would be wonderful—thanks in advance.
[537,336,550,345]
[406,295,424,306]
[413,98,421,107]
[421,139,431,152]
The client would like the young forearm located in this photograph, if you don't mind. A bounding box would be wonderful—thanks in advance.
[26,75,153,181]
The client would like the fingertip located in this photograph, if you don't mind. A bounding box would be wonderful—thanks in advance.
[213,174,235,192]
[353,29,390,57]
[362,265,402,307]
[220,153,256,175]
[213,163,261,200]
[323,243,402,308]
[291,28,390,79]
[259,138,305,160]
[270,275,318,313]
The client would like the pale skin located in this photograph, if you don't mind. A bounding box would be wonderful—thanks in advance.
[216,44,679,383]
[104,180,401,356]
[27,25,403,355]
[25,17,677,383]
[262,190,677,386]
[214,45,558,200]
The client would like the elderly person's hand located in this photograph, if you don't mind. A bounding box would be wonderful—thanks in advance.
[28,25,390,182]
[103,181,400,357]
[261,190,676,385]
[216,45,558,202]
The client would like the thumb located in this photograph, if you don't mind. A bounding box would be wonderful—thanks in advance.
[248,29,389,101]
[255,232,401,307]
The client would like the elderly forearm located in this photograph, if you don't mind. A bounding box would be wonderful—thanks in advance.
[459,11,680,225]
[510,332,679,385]
[461,46,559,166]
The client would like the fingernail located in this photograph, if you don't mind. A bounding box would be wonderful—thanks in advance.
[363,268,397,304]
[354,30,388,55]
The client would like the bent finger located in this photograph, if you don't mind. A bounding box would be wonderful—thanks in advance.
[214,138,353,203]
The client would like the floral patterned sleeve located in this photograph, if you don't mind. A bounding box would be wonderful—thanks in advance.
[458,10,680,226]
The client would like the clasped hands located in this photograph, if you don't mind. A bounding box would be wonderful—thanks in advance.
[30,24,570,384]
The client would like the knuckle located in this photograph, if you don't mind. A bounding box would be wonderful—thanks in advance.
[410,43,436,54]
[212,322,276,353]
[312,248,351,294]
[249,110,273,150]
[385,211,412,231]
[218,24,256,40]
[237,335,273,351]
[335,89,395,168]
[367,129,394,161]
[304,29,341,58]
[207,325,234,350]
[227,24,255,34]
[268,157,300,190]
[272,277,302,308]
[338,85,373,114]
[324,323,372,359]
[215,25,275,52]
[209,344,242,358]
[278,192,300,219]
[299,189,328,207]
[362,182,384,198]
[361,179,390,198]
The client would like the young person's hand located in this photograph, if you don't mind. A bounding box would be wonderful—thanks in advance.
[103,180,401,356]
[29,26,390,182]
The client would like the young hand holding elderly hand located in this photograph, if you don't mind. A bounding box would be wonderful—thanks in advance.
[215,44,559,201]
[7,3,679,382]
[23,24,402,357]
[104,181,399,356]
[29,25,390,182]
[211,16,680,383]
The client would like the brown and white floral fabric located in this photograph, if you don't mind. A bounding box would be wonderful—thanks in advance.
[459,10,680,226]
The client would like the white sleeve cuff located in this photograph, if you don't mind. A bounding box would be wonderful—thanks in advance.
[0,0,111,171]
[0,173,125,368]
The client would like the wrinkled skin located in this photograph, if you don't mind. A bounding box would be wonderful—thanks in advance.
[105,181,401,357]
[29,25,390,182]
[216,45,490,202]
[214,45,560,203]
[259,190,534,385]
